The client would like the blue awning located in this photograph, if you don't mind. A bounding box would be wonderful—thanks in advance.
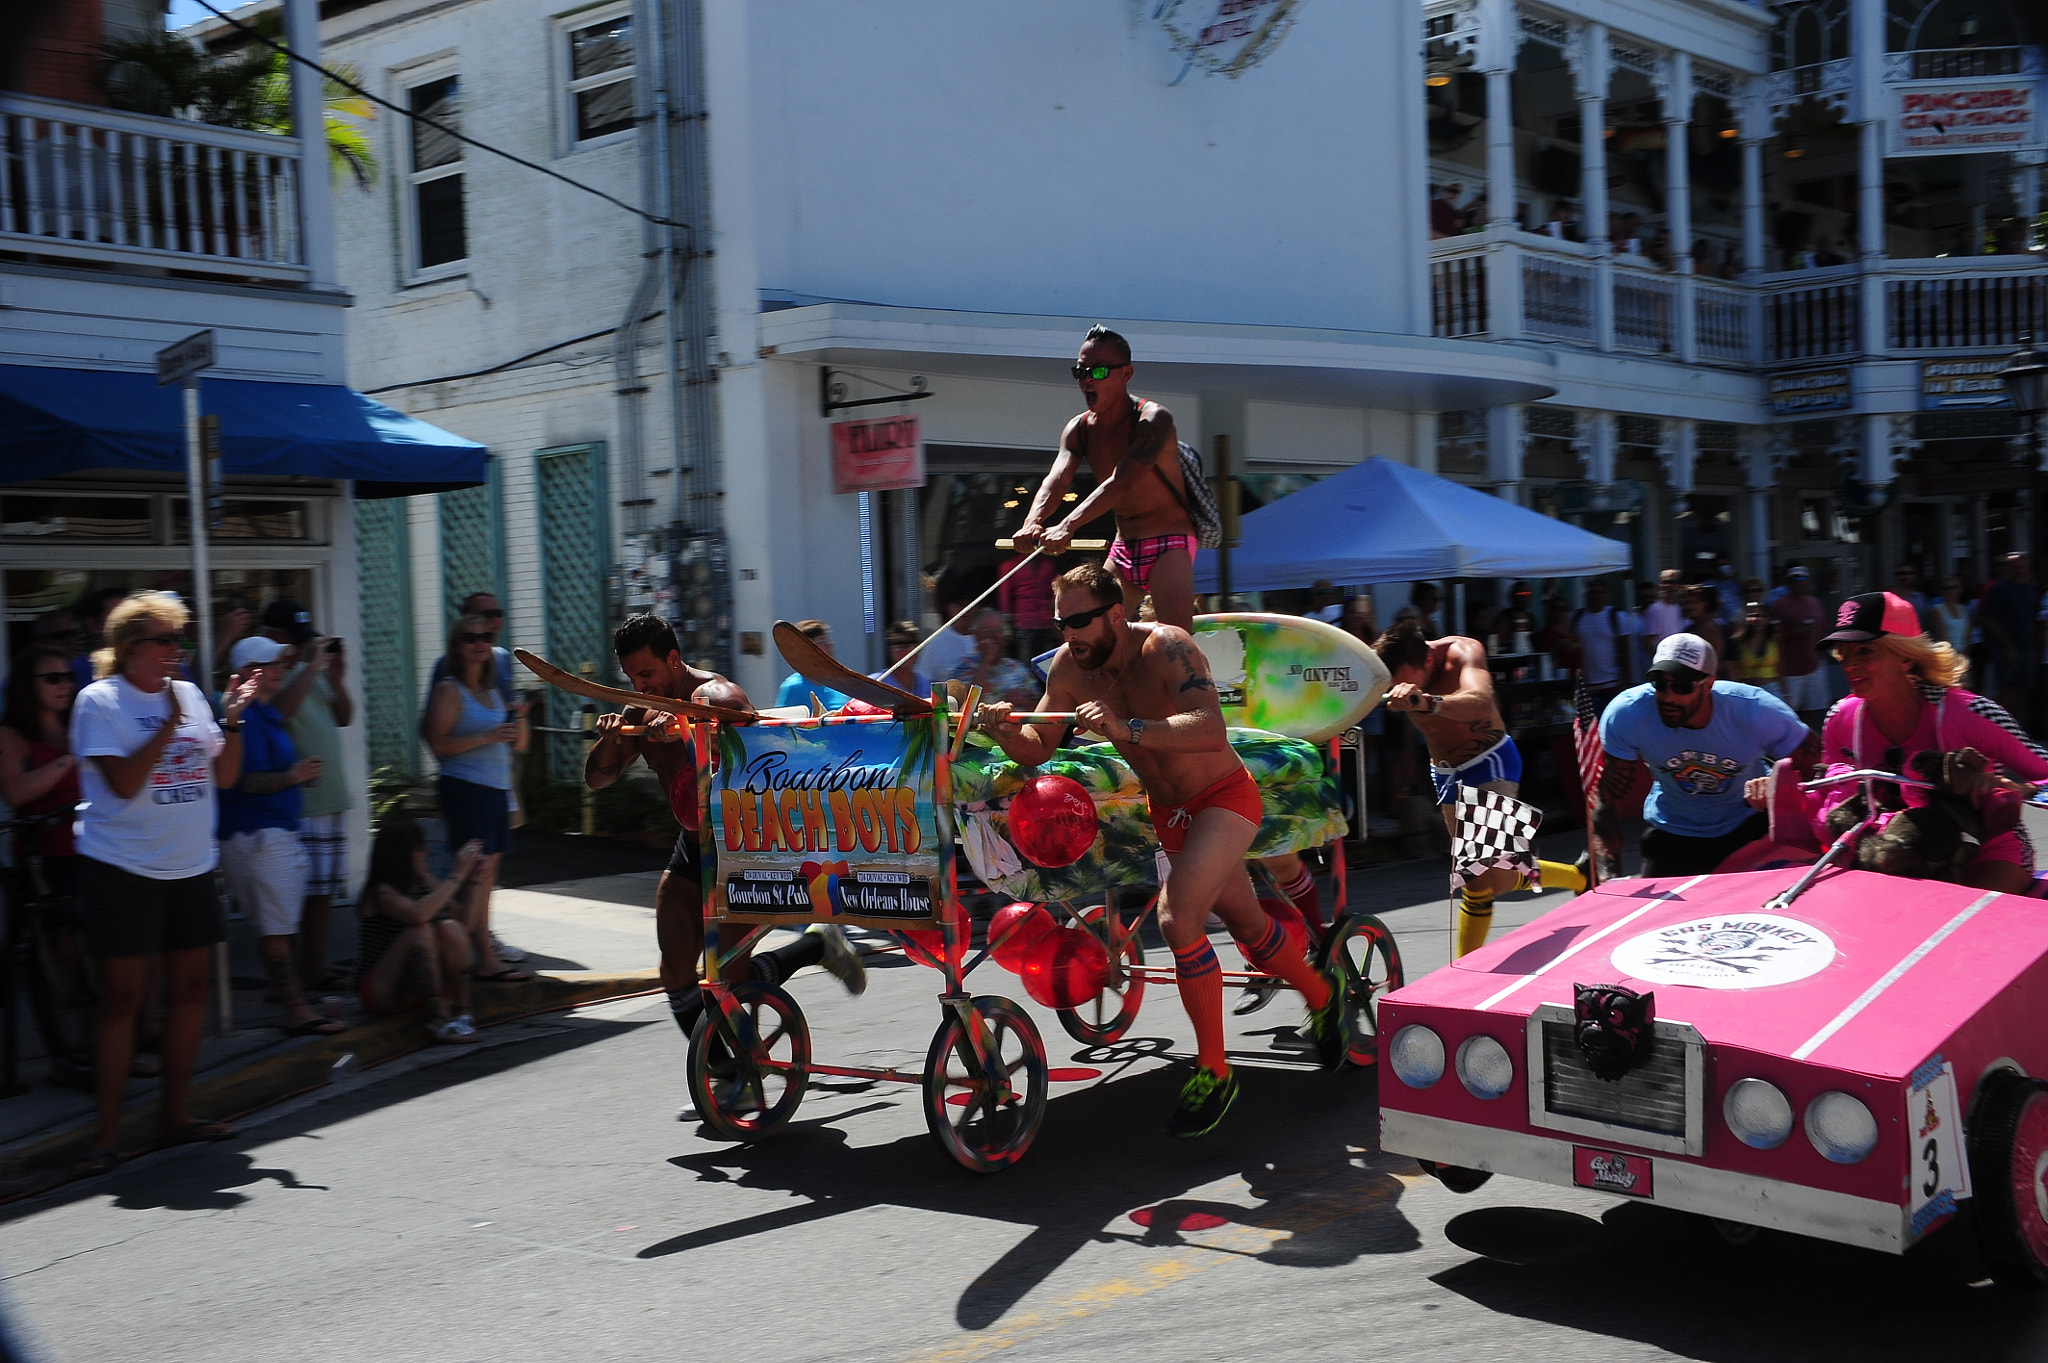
[0,365,487,497]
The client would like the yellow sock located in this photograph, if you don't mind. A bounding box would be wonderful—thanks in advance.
[1537,859,1588,893]
[1454,888,1495,959]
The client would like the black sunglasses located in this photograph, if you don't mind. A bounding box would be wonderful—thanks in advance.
[458,631,493,645]
[34,671,73,685]
[474,609,505,620]
[1053,603,1116,633]
[1070,363,1125,382]
[139,633,183,648]
[1648,672,1700,696]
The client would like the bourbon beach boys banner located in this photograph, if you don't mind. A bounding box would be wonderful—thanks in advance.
[704,716,946,928]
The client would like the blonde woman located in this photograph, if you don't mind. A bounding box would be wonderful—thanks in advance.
[1816,592,2048,894]
[70,592,259,1174]
[424,614,530,982]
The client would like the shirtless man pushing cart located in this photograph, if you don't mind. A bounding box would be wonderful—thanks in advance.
[979,563,1342,1137]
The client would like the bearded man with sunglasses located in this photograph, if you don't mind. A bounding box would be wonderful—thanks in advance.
[980,563,1343,1137]
[1012,325,1198,629]
[1591,633,1809,880]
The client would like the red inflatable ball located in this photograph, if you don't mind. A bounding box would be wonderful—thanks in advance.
[988,901,1055,972]
[899,928,959,970]
[1020,925,1113,1010]
[839,697,890,716]
[1006,774,1098,868]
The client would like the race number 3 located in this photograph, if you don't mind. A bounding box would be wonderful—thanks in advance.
[1905,1057,1971,1244]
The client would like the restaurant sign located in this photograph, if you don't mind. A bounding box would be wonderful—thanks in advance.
[1922,357,2012,409]
[1886,78,2043,157]
[1768,368,1852,417]
[831,414,923,494]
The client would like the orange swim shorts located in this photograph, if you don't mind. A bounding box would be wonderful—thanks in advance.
[1148,764,1265,855]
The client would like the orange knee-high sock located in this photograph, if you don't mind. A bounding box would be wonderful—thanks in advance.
[1232,916,1332,1012]
[1171,938,1230,1076]
[1276,865,1326,946]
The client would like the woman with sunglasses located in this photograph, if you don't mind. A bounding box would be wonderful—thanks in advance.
[1811,592,2048,894]
[1,645,90,1079]
[424,614,531,983]
[69,592,260,1174]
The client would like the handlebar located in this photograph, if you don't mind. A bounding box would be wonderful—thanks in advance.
[1800,767,1935,793]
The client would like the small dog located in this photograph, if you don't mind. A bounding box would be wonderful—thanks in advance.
[1822,748,2021,881]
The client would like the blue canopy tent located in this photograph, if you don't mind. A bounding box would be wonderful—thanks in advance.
[1192,456,1630,591]
[0,365,486,495]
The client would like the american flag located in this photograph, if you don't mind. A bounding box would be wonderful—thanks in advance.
[1573,673,1605,887]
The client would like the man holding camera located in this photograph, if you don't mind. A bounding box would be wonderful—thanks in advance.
[261,600,355,994]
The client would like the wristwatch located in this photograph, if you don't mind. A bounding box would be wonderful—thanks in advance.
[1125,717,1145,745]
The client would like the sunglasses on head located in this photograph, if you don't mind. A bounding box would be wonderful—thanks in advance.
[1070,363,1124,382]
[34,671,73,685]
[458,631,492,645]
[1648,672,1700,696]
[1053,603,1116,633]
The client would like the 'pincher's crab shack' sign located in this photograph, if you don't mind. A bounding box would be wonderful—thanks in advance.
[1156,0,1303,78]
[1886,78,2042,157]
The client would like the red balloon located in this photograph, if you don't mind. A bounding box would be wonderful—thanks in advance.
[1007,775,1098,868]
[1020,925,1113,1010]
[988,901,1055,972]
[899,928,957,969]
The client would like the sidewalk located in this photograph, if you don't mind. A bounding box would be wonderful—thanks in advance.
[0,833,669,1199]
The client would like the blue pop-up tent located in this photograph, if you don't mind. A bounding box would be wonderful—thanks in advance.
[1192,455,1630,591]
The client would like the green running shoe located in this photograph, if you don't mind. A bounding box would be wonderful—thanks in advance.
[1304,966,1347,1070]
[1167,1066,1239,1138]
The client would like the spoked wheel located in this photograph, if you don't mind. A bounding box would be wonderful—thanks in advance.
[687,982,810,1142]
[1323,913,1403,1068]
[924,995,1048,1173]
[1968,1070,2048,1287]
[1056,903,1146,1046]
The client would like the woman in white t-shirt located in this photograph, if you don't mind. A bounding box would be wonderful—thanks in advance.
[69,592,257,1176]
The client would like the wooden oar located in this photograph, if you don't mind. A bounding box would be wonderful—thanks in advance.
[770,622,934,716]
[512,648,754,723]
[895,537,1107,674]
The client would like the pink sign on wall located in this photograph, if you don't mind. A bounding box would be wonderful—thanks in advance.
[831,415,924,494]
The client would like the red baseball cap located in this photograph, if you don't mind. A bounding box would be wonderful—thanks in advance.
[1822,591,1922,644]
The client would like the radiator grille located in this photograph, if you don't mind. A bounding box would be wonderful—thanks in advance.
[1541,1021,1689,1137]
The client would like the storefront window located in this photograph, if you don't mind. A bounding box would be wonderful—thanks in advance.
[172,498,313,543]
[1,494,153,540]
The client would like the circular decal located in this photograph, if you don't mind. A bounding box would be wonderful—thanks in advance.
[1609,914,1837,990]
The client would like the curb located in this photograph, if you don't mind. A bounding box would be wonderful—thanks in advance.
[0,968,661,1202]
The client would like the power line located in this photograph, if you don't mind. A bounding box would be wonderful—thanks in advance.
[363,320,648,393]
[188,0,687,229]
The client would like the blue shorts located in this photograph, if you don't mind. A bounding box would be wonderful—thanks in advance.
[438,775,512,857]
[1430,735,1523,806]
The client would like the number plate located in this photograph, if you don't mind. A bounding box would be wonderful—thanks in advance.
[1573,1146,1654,1198]
[1906,1057,1971,1243]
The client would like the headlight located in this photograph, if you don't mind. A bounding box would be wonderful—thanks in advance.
[1455,1035,1515,1100]
[1804,1090,1879,1164]
[1389,1025,1446,1089]
[1723,1078,1794,1150]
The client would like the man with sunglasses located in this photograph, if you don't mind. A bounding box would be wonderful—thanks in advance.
[1591,633,1809,880]
[1012,326,1199,630]
[980,563,1343,1138]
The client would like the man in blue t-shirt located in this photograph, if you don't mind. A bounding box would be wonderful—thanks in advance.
[1591,633,1810,881]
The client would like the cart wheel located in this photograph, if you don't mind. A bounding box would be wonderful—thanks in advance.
[687,982,810,1142]
[924,995,1048,1173]
[1324,913,1403,1068]
[1968,1070,2048,1287]
[1056,903,1146,1046]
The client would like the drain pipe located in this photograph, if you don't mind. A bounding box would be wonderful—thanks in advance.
[616,0,675,539]
[670,0,718,536]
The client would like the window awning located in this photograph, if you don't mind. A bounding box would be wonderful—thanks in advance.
[0,365,487,498]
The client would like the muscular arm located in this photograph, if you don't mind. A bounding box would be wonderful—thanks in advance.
[1052,403,1175,535]
[1017,437,1080,537]
[1587,751,1640,883]
[1115,628,1227,752]
[583,709,642,790]
[985,677,1072,768]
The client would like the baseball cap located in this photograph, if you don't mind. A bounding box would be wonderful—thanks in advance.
[261,599,317,644]
[1822,591,1923,645]
[1785,566,1811,581]
[1650,632,1717,681]
[229,635,290,670]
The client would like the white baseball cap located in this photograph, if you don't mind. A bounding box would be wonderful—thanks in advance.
[1650,632,1717,681]
[229,636,290,670]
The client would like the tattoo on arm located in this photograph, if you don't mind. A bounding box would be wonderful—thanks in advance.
[1589,755,1636,878]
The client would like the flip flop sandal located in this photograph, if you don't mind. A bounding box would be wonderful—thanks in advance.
[73,1148,122,1177]
[154,1119,237,1149]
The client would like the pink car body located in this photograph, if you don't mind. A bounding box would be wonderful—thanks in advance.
[1377,865,2048,1254]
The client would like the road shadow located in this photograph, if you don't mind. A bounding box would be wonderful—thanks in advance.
[1431,1197,2039,1360]
[644,1050,1420,1330]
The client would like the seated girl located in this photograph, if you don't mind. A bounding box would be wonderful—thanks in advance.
[357,819,488,1043]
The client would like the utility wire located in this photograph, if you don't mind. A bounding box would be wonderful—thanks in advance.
[188,0,687,229]
[363,319,652,394]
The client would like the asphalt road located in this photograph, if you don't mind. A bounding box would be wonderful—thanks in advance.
[8,842,2048,1363]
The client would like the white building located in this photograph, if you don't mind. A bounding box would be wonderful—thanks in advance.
[1,0,481,879]
[244,0,2042,785]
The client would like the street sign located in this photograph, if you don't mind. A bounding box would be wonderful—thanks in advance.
[830,414,924,494]
[155,329,216,386]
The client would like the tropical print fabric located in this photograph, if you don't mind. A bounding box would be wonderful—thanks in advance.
[951,728,1345,902]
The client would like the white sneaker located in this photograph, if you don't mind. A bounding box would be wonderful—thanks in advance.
[810,924,868,996]
[430,1016,480,1045]
[490,933,527,963]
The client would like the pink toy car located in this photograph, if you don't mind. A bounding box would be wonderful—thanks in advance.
[1377,768,2048,1284]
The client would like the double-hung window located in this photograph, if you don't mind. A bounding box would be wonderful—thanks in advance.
[565,11,635,146]
[406,73,466,274]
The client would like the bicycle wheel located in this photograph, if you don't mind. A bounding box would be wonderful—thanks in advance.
[1326,913,1403,1068]
[687,983,809,1142]
[1056,902,1146,1046]
[924,995,1048,1173]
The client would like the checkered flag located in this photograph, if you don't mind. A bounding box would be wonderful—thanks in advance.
[1451,787,1542,894]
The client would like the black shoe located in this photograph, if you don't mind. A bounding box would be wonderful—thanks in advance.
[1304,967,1347,1069]
[1167,1066,1238,1138]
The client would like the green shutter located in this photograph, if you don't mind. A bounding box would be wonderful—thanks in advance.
[537,444,609,783]
[356,496,418,780]
[438,462,506,643]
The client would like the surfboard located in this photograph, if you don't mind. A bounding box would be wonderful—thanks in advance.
[1189,612,1389,742]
